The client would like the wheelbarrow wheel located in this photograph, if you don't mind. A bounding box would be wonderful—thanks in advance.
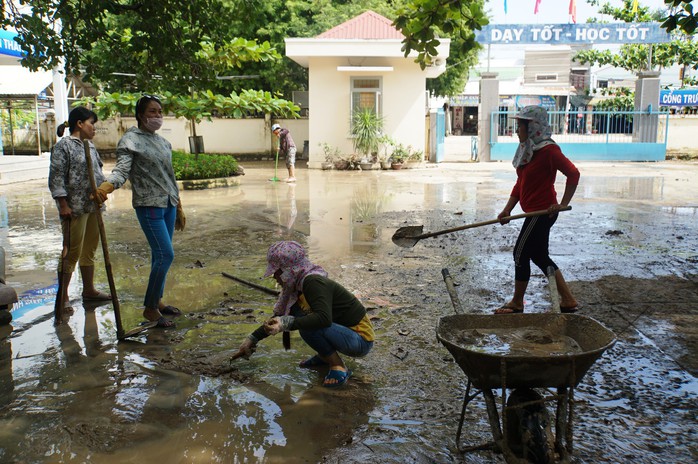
[505,389,555,464]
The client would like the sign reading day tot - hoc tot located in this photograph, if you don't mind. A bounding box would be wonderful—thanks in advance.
[475,23,671,45]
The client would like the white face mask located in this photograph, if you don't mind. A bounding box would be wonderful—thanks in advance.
[144,117,163,132]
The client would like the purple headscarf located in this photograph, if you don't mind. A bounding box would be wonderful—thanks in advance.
[264,241,327,316]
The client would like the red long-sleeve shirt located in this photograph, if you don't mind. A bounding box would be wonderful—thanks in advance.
[510,144,580,212]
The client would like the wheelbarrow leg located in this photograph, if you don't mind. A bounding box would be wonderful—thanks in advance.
[456,380,496,452]
[555,386,573,461]
[483,389,504,451]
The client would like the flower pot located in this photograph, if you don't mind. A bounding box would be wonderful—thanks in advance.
[334,160,350,170]
[380,161,392,170]
[188,135,205,154]
[359,162,374,171]
[391,163,404,170]
[321,162,334,170]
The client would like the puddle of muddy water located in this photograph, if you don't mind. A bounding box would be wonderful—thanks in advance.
[1,161,697,462]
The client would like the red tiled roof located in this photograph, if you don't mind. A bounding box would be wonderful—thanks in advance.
[317,10,405,40]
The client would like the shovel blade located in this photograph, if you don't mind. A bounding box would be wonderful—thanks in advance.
[391,225,424,248]
[118,320,158,340]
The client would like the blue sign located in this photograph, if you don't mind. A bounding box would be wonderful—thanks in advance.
[476,23,671,45]
[0,29,22,58]
[659,89,698,107]
[515,95,557,109]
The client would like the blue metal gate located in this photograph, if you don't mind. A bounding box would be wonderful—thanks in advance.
[489,108,669,161]
[434,108,445,162]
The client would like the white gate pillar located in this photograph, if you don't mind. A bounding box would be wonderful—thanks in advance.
[478,72,499,162]
[634,71,660,143]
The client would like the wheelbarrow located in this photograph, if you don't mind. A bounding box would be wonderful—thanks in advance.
[438,268,616,463]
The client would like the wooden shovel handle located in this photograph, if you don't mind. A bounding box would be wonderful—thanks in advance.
[419,206,572,240]
[84,140,125,339]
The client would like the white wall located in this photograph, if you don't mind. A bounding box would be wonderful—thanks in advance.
[307,56,428,168]
[663,115,698,151]
[87,117,309,157]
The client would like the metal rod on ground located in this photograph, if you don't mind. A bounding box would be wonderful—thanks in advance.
[83,139,125,339]
[221,272,279,296]
[547,265,561,314]
[221,272,289,349]
[441,268,463,315]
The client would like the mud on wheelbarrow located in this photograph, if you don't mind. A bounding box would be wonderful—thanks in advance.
[438,270,616,463]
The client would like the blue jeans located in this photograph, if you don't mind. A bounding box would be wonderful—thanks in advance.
[292,306,373,358]
[135,205,175,309]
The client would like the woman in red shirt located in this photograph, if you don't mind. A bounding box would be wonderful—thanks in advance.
[495,105,580,314]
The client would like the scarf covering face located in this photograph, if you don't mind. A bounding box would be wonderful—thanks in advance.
[512,105,557,169]
[263,241,328,316]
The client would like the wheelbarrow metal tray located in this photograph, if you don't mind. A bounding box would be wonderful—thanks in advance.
[437,314,616,390]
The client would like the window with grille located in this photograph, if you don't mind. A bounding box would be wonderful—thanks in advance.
[351,77,382,117]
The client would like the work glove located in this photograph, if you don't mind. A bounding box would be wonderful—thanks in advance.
[95,182,115,204]
[175,202,186,231]
[233,335,257,360]
[264,316,294,335]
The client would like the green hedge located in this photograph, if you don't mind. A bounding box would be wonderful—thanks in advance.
[172,151,240,180]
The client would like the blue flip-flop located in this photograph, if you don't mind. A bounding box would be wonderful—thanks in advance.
[323,368,352,388]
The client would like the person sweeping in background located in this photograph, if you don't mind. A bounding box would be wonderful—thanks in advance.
[271,123,297,183]
[495,105,580,314]
[235,241,374,388]
[49,106,112,323]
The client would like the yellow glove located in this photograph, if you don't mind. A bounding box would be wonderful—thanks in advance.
[95,182,114,203]
[175,202,186,231]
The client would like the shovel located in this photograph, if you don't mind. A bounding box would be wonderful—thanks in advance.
[392,206,572,248]
[83,140,127,340]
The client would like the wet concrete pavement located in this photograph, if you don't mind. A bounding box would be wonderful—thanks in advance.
[0,156,697,463]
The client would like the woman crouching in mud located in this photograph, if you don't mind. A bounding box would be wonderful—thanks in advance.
[235,241,374,388]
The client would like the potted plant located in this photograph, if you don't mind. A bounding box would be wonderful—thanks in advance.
[390,143,408,170]
[350,107,384,170]
[406,147,424,169]
[319,142,340,170]
[378,135,395,170]
[334,156,350,170]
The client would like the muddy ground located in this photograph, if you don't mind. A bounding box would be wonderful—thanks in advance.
[0,160,696,463]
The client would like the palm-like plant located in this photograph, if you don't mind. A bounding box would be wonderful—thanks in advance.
[351,107,384,161]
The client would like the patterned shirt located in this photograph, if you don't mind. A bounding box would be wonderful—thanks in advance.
[107,127,180,209]
[48,136,106,216]
[278,128,296,155]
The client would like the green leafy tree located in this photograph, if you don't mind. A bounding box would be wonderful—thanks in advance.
[392,0,488,71]
[1,0,280,97]
[593,87,635,110]
[661,0,697,34]
[576,1,698,80]
[224,1,484,98]
[2,0,485,101]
